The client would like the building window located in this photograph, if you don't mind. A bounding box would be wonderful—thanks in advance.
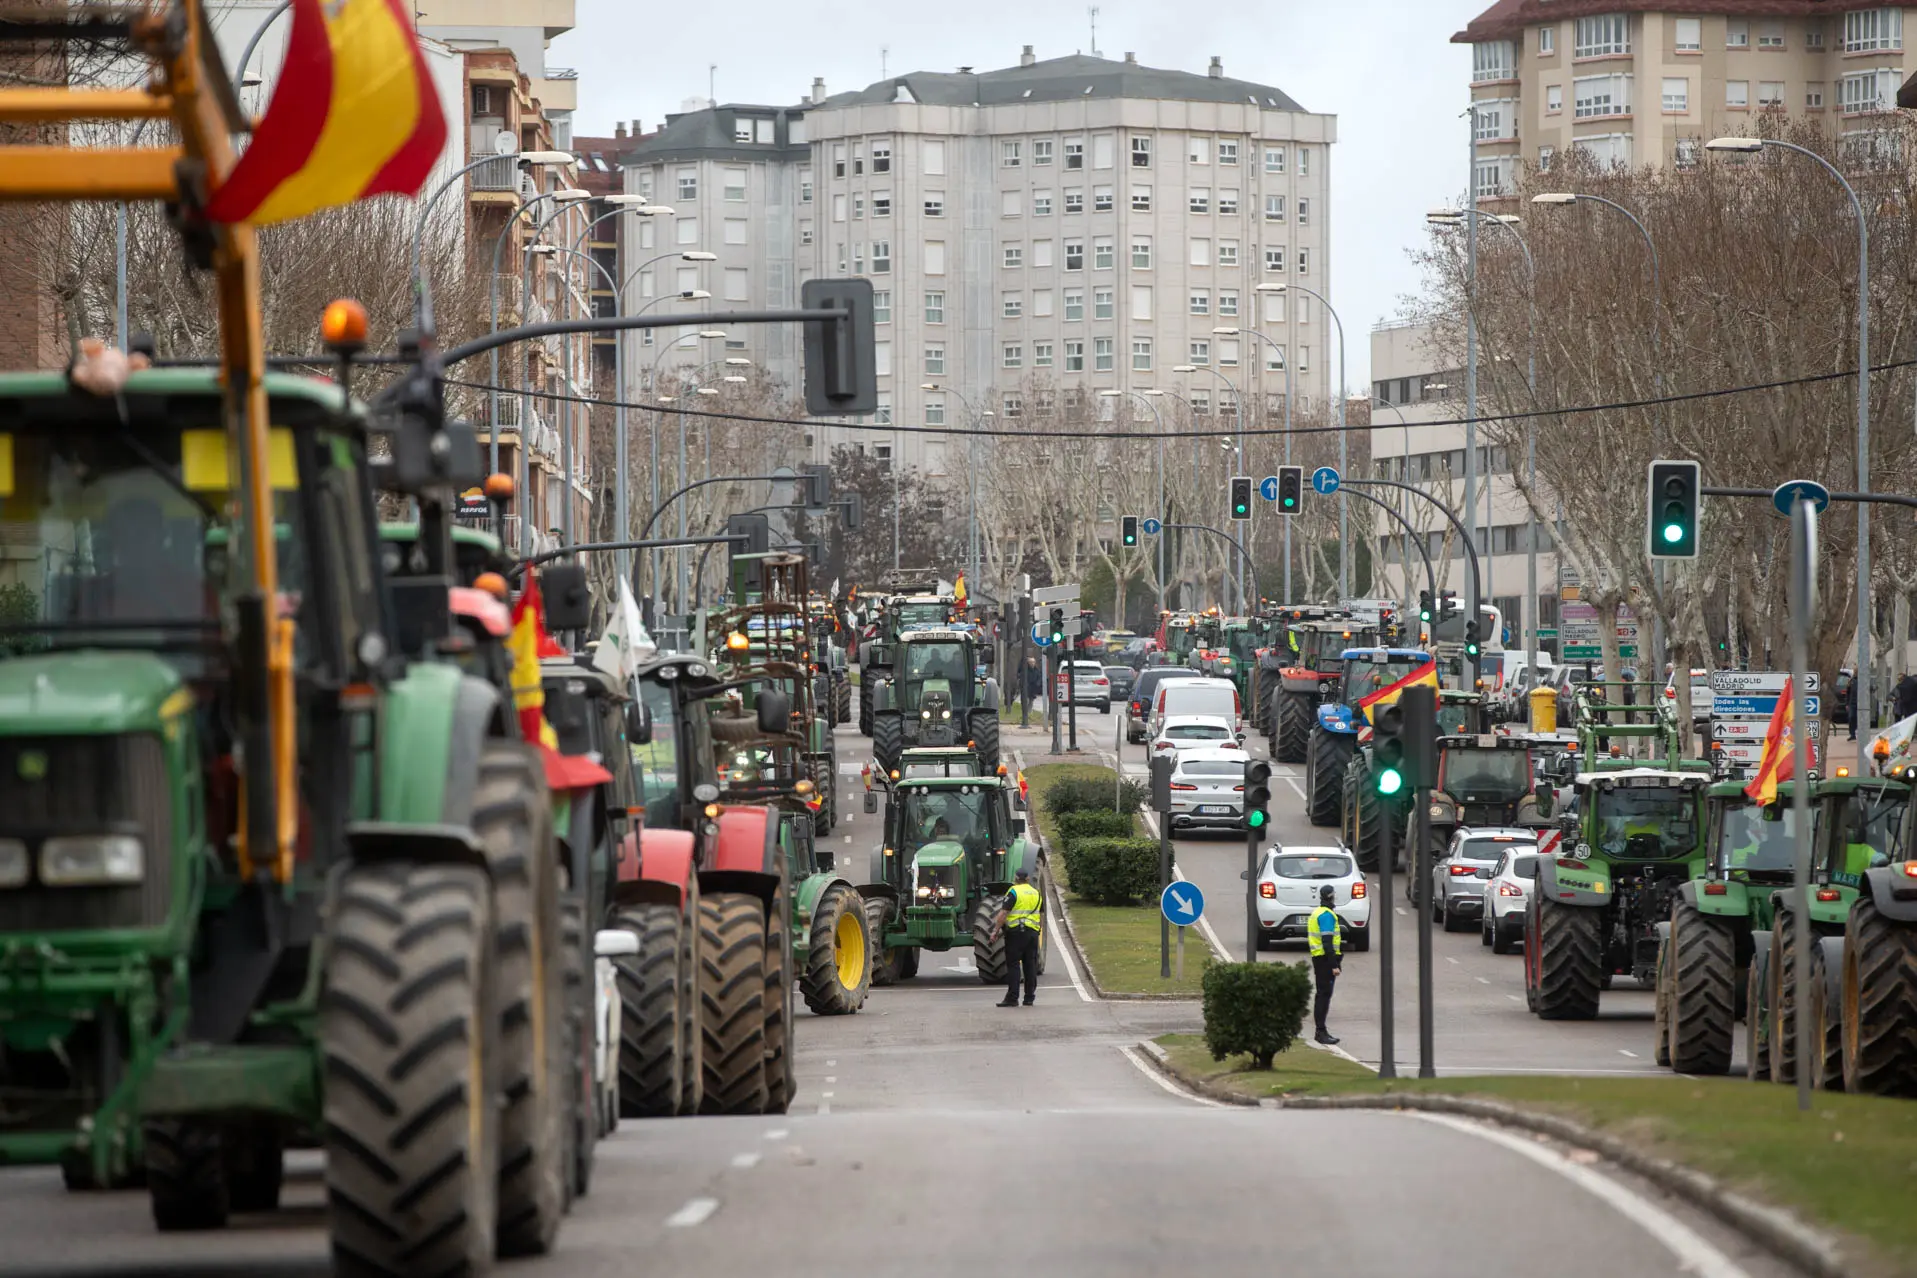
[1003,243,1023,269]
[1218,189,1238,215]
[1219,140,1239,166]
[799,219,813,246]
[924,345,945,375]
[1575,74,1632,118]
[1674,138,1700,171]
[852,194,864,220]
[1218,240,1238,267]
[1094,184,1115,211]
[1758,22,1785,48]
[833,193,846,222]
[1002,140,1022,168]
[1131,184,1152,211]
[1264,146,1286,173]
[1032,138,1054,166]
[1064,288,1084,321]
[873,191,892,217]
[1131,285,1152,320]
[1806,24,1826,50]
[923,140,945,175]
[1002,190,1023,217]
[1030,190,1052,217]
[1094,337,1115,371]
[677,168,697,200]
[1189,339,1210,365]
[639,219,656,250]
[1264,195,1286,222]
[1264,344,1286,372]
[1474,157,1513,196]
[725,218,748,244]
[723,167,746,201]
[852,142,864,174]
[1065,239,1085,271]
[1003,291,1022,319]
[1030,289,1052,318]
[852,243,864,273]
[1472,39,1515,81]
[872,290,891,323]
[1299,148,1310,177]
[1034,342,1054,367]
[1546,84,1564,113]
[1033,240,1053,268]
[1660,77,1688,112]
[1844,8,1900,52]
[1094,237,1114,269]
[871,394,891,424]
[1297,197,1310,225]
[1188,136,1210,165]
[1094,287,1114,319]
[1218,289,1238,317]
[1840,69,1898,114]
[1132,339,1152,371]
[1571,133,1632,167]
[1003,344,1023,368]
[676,217,698,245]
[1539,25,1555,55]
[1807,83,1825,109]
[924,240,946,275]
[924,396,945,426]
[723,267,750,301]
[1574,13,1629,57]
[1064,137,1084,169]
[872,240,891,273]
[1001,395,1022,419]
[869,139,891,174]
[1218,338,1240,367]
[1187,237,1212,268]
[832,144,846,178]
[1064,340,1085,371]
[1538,144,1555,171]
[1189,186,1210,214]
[1757,80,1784,106]
[1190,290,1210,315]
[924,291,944,323]
[1062,187,1084,214]
[1131,236,1152,268]
[1674,17,1700,51]
[1726,79,1749,109]
[1726,19,1749,48]
[1264,246,1286,274]
[1131,135,1152,167]
[923,191,945,217]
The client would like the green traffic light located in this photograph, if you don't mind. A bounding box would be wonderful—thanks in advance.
[1662,522,1684,544]
[1247,809,1267,828]
[1376,768,1404,797]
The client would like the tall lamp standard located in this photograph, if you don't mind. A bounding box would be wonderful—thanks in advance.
[1258,282,1348,599]
[1707,137,1872,764]
[1101,388,1170,613]
[1211,323,1294,603]
[644,325,727,598]
[412,150,576,327]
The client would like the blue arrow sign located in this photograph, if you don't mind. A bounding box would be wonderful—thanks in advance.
[1715,694,1820,717]
[1031,623,1057,648]
[1142,517,1163,535]
[1312,466,1341,495]
[1160,881,1206,926]
[1772,480,1831,518]
[1259,476,1281,502]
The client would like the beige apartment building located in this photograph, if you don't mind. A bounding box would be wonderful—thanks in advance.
[1455,1,1917,193]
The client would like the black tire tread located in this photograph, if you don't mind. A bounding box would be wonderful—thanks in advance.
[1842,895,1917,1096]
[611,902,683,1119]
[764,890,794,1113]
[801,883,870,1015]
[1305,727,1350,828]
[698,892,769,1114]
[145,1120,228,1232]
[971,900,1007,985]
[1669,902,1736,1075]
[1276,691,1311,764]
[873,711,904,778]
[864,896,899,987]
[1535,897,1603,1020]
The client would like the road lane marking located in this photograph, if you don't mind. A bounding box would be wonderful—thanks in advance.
[1395,907,1407,916]
[1172,864,1232,962]
[821,1091,834,1098]
[1506,994,1523,1002]
[1043,875,1097,1003]
[1618,1049,1638,1058]
[826,1059,836,1067]
[730,1152,761,1169]
[665,1198,720,1228]
[1476,977,1491,984]
[1117,1045,1231,1108]
[764,1129,789,1141]
[1445,956,1460,965]
[1409,1113,1751,1278]
[1283,776,1308,802]
[824,1075,837,1083]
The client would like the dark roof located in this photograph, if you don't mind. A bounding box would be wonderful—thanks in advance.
[570,135,626,193]
[619,104,809,166]
[818,53,1302,112]
[1456,0,1889,43]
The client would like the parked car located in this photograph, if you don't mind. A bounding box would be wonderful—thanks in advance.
[1104,664,1138,701]
[1126,668,1208,743]
[1250,845,1371,951]
[1421,827,1535,932]
[1148,676,1242,743]
[1149,714,1245,759]
[1480,843,1540,953]
[1054,659,1113,712]
[1663,668,1715,722]
[1166,748,1249,833]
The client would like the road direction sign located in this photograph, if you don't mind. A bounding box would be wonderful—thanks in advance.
[1714,694,1819,718]
[1709,670,1819,695]
[1536,627,1558,639]
[1032,583,1081,606]
[1311,466,1341,495]
[1160,881,1206,926]
[1259,475,1281,502]
[1142,517,1163,535]
[1772,480,1831,518]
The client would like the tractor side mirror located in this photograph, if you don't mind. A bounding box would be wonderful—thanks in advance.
[542,563,592,632]
[757,688,793,733]
[863,791,878,814]
[1533,789,1554,819]
[1011,818,1026,836]
[593,929,640,958]
[625,699,653,745]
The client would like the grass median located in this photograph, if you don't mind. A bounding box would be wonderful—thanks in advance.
[1025,762,1207,997]
[1155,1031,1917,1272]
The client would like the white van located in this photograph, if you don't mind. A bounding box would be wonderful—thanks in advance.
[1150,677,1243,741]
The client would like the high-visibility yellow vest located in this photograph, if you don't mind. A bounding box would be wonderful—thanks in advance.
[1308,906,1342,957]
[1006,882,1043,935]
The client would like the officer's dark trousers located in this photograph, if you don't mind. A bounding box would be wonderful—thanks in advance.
[1004,927,1040,1002]
[1312,952,1338,1033]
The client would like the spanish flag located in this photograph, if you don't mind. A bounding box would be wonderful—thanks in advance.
[1354,659,1439,742]
[953,572,968,607]
[508,573,561,751]
[206,0,447,226]
[1744,677,1797,806]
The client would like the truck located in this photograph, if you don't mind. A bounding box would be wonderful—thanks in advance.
[868,626,1001,777]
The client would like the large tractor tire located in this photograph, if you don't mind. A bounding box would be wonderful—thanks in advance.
[1345,758,1382,872]
[1652,936,1673,1067]
[1533,896,1603,1020]
[801,883,871,1015]
[857,676,876,737]
[697,892,769,1115]
[676,886,704,1116]
[1305,726,1351,828]
[145,1120,229,1231]
[971,901,1008,986]
[1275,691,1312,764]
[864,897,901,987]
[897,945,921,980]
[1806,939,1846,1092]
[1769,908,1800,1085]
[764,890,794,1113]
[970,709,1001,770]
[321,861,496,1278]
[872,712,905,778]
[1842,895,1917,1096]
[484,745,568,1259]
[1746,962,1771,1082]
[835,677,852,725]
[610,902,683,1118]
[1667,901,1736,1075]
[559,896,592,1202]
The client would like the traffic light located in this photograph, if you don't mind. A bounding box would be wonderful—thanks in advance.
[1121,515,1139,547]
[1418,590,1434,624]
[1647,459,1700,560]
[1373,704,1407,797]
[1230,476,1253,521]
[1048,607,1066,643]
[1276,465,1303,515]
[1243,759,1272,833]
[1400,684,1438,790]
[1464,620,1482,660]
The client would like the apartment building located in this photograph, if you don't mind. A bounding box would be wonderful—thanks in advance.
[1368,320,1562,653]
[1455,2,1917,194]
[620,49,1337,474]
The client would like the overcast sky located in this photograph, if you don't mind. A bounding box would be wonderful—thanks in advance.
[555,0,1482,387]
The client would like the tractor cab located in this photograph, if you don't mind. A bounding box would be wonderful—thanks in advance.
[897,746,984,780]
[1705,781,1802,886]
[1428,733,1554,838]
[874,778,1017,948]
[870,628,1001,774]
[1813,775,1909,892]
[1574,768,1709,863]
[1316,649,1431,727]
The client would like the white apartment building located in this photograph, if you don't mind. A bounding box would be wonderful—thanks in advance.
[620,49,1337,475]
[1456,2,1917,194]
[1368,320,1562,653]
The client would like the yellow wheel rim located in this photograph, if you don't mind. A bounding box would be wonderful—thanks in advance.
[834,907,866,989]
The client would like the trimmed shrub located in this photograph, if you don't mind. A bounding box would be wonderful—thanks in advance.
[1042,776,1146,819]
[1055,808,1136,852]
[1201,961,1311,1069]
[1062,837,1161,906]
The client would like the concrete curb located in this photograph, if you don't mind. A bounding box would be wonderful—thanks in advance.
[1133,1039,1260,1105]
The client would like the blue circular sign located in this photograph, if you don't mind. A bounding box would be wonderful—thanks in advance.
[1160,881,1206,926]
[1771,479,1830,518]
[1312,466,1341,495]
[1259,476,1281,502]
[1031,623,1057,647]
[1142,517,1163,535]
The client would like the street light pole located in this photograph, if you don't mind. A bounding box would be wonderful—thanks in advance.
[1222,320,1294,602]
[1102,388,1169,614]
[1264,283,1347,598]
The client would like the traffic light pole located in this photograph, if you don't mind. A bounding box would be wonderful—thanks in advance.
[1377,797,1397,1080]
[1018,596,1031,729]
[1338,486,1439,616]
[1414,781,1435,1079]
[1066,629,1080,752]
[1049,644,1062,756]
[1159,523,1253,614]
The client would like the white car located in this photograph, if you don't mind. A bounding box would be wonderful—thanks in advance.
[1251,844,1371,951]
[1428,828,1536,933]
[1055,659,1113,712]
[591,930,634,1136]
[1149,714,1244,759]
[1480,842,1542,954]
[1165,748,1248,832]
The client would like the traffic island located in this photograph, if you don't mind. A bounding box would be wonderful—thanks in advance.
[1146,1033,1909,1278]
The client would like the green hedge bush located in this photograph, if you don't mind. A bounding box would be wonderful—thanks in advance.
[1201,961,1311,1069]
[1042,776,1146,819]
[1055,808,1136,850]
[1062,837,1161,905]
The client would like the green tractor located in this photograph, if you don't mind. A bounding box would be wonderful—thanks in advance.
[1256,615,1377,764]
[859,754,1043,986]
[1840,762,1917,1096]
[855,580,954,736]
[808,597,853,726]
[1523,690,1710,1020]
[869,627,1000,778]
[721,553,840,836]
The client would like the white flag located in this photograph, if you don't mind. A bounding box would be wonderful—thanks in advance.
[594,580,656,682]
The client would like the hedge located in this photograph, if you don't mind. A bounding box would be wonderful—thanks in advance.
[1201,961,1312,1069]
[1042,776,1146,819]
[1061,837,1162,906]
[1054,808,1136,850]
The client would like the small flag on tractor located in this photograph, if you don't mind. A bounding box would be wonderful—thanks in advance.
[1744,676,1797,806]
[954,572,968,607]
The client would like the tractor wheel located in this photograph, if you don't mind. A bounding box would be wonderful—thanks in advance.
[1807,940,1846,1092]
[972,901,1008,985]
[1745,962,1771,1082]
[1770,907,1800,1085]
[898,945,921,980]
[1668,902,1736,1075]
[873,712,905,778]
[610,902,683,1118]
[1842,895,1917,1096]
[321,861,496,1277]
[1305,727,1350,828]
[560,896,591,1202]
[801,883,871,1015]
[484,744,568,1260]
[970,709,1001,769]
[1346,758,1382,872]
[711,711,760,744]
[224,1121,284,1214]
[145,1120,229,1231]
[1275,691,1312,764]
[677,883,704,1116]
[836,678,852,725]
[764,888,794,1114]
[1652,935,1673,1067]
[858,682,875,737]
[697,892,769,1115]
[864,897,900,987]
[1533,896,1603,1020]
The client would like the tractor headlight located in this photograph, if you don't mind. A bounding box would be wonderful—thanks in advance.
[941,710,952,720]
[0,839,27,888]
[916,884,933,898]
[937,886,957,901]
[39,835,144,886]
[921,709,932,720]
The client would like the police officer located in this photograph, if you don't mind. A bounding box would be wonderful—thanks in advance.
[991,869,1043,1007]
[1308,885,1342,1045]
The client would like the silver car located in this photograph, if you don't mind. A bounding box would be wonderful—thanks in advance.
[1429,828,1536,932]
[1166,748,1245,832]
[1055,659,1113,712]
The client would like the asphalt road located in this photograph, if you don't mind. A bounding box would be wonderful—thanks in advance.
[0,714,1787,1277]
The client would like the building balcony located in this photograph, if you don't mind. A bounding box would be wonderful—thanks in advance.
[537,68,577,113]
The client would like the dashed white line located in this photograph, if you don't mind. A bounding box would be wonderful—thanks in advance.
[730,1152,761,1169]
[764,1128,789,1141]
[1505,994,1523,1002]
[821,1091,835,1098]
[825,1059,836,1067]
[1394,907,1407,916]
[1282,776,1308,802]
[1445,956,1460,965]
[1476,977,1491,985]
[824,1075,837,1083]
[1618,1049,1638,1058]
[665,1197,720,1228]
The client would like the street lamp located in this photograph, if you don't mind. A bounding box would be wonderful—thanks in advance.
[1709,135,1872,764]
[1216,318,1297,603]
[1102,388,1170,612]
[1169,363,1246,608]
[412,153,574,325]
[1259,282,1351,598]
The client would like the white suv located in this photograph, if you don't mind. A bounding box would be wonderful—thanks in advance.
[1480,842,1541,954]
[1054,659,1112,712]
